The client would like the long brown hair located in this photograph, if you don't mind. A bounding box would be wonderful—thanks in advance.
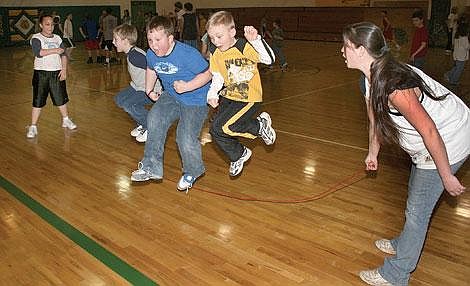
[343,22,443,145]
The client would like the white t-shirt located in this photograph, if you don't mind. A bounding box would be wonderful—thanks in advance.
[453,36,469,61]
[31,33,63,71]
[63,18,73,38]
[365,66,470,169]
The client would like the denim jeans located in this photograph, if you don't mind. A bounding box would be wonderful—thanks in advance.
[141,92,208,178]
[412,57,425,70]
[447,60,465,85]
[379,157,468,285]
[114,86,153,129]
[272,43,286,66]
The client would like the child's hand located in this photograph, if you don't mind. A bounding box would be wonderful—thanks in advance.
[58,70,66,81]
[173,80,188,93]
[244,26,259,41]
[208,98,219,108]
[56,48,65,54]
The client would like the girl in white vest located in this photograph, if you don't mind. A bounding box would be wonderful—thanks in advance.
[341,22,469,286]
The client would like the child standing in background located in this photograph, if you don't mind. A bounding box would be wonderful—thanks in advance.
[445,20,469,85]
[271,18,288,71]
[409,9,428,70]
[27,14,76,139]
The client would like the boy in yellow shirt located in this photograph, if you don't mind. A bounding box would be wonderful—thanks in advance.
[206,11,276,176]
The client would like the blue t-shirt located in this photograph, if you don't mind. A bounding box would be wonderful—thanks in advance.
[81,19,98,39]
[146,41,209,106]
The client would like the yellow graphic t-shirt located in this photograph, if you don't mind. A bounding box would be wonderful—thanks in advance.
[209,39,262,102]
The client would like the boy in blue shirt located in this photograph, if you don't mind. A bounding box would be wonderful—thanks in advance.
[130,16,211,192]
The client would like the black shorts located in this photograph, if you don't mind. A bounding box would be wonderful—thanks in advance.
[63,37,75,48]
[32,70,69,108]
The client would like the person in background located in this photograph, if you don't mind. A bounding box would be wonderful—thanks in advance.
[409,9,428,70]
[27,14,77,139]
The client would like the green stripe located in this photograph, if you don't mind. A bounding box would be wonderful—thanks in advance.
[0,175,157,286]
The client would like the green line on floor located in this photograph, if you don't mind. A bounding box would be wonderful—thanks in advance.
[0,175,157,286]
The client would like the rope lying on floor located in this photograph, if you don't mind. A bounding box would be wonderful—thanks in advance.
[187,169,368,204]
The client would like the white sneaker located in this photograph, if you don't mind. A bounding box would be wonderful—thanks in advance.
[62,118,77,130]
[229,147,252,176]
[258,112,276,145]
[136,130,147,143]
[176,174,197,192]
[130,125,143,137]
[359,269,392,286]
[375,239,396,255]
[26,125,38,138]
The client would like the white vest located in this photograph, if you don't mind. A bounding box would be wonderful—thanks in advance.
[31,33,63,71]
[365,66,470,169]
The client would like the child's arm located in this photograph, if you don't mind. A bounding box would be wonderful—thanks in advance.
[31,38,65,57]
[146,67,160,101]
[207,72,224,108]
[173,69,211,94]
[58,52,68,81]
[390,88,465,196]
[244,26,275,65]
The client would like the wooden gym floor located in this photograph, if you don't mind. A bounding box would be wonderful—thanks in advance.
[0,40,469,285]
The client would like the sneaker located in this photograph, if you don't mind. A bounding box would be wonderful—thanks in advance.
[130,162,161,182]
[375,239,396,255]
[177,174,197,192]
[199,130,212,145]
[280,63,288,71]
[136,129,147,143]
[229,147,252,176]
[130,125,143,137]
[62,118,77,130]
[359,269,392,286]
[26,125,37,138]
[258,112,276,145]
[86,57,93,64]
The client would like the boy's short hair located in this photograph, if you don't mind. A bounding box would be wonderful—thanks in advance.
[184,2,193,12]
[206,11,235,30]
[147,16,174,35]
[412,9,424,20]
[113,24,138,45]
[40,14,52,24]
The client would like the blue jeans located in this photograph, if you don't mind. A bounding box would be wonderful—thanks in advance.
[379,157,468,285]
[447,60,465,85]
[114,86,153,129]
[412,57,425,70]
[140,92,208,178]
[272,43,286,66]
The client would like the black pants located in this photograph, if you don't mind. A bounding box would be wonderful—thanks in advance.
[210,97,261,162]
[446,28,453,50]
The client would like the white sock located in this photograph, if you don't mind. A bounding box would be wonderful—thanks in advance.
[63,116,69,121]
